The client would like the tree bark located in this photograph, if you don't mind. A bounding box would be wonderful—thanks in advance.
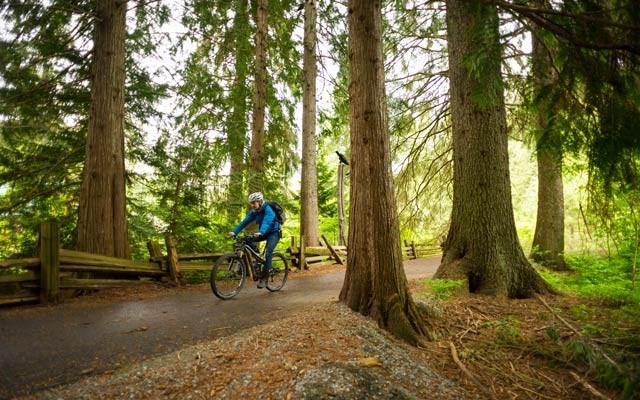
[532,152,566,267]
[249,0,268,193]
[339,0,430,346]
[435,0,553,297]
[77,0,130,259]
[530,0,566,269]
[227,0,250,220]
[300,0,320,247]
[337,163,347,246]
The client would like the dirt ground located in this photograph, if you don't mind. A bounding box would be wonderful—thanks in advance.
[13,267,638,400]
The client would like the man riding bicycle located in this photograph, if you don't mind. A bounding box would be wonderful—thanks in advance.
[229,192,281,289]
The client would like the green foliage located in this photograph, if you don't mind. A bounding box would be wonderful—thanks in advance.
[538,253,640,397]
[384,4,451,245]
[483,318,524,345]
[562,337,640,398]
[421,278,464,301]
[531,247,640,394]
[545,325,560,341]
[540,254,640,309]
[0,1,89,256]
[570,304,592,321]
[0,0,170,258]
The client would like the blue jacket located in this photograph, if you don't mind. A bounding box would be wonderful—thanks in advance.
[233,203,280,236]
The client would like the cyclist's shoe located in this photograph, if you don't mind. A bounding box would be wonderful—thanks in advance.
[257,278,267,289]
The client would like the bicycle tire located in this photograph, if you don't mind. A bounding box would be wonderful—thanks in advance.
[266,253,289,292]
[211,253,245,300]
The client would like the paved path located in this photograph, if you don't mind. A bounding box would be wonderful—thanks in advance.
[0,257,439,399]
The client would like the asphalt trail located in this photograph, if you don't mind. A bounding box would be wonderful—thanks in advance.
[0,257,439,398]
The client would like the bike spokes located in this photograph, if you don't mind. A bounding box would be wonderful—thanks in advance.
[211,254,245,299]
[266,253,288,292]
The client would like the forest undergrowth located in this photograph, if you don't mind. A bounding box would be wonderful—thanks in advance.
[15,256,640,400]
[416,255,640,400]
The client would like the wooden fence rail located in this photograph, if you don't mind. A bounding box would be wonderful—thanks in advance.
[0,259,41,306]
[0,223,441,307]
[0,223,175,307]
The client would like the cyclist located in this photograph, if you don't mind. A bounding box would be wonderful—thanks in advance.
[229,192,281,289]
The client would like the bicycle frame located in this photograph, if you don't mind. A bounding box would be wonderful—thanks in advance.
[234,237,266,281]
[211,235,288,299]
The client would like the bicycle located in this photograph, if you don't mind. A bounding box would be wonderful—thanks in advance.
[210,235,289,300]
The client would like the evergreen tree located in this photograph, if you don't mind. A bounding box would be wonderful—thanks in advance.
[0,0,167,257]
[435,0,554,297]
[529,1,566,269]
[300,0,320,246]
[340,0,430,345]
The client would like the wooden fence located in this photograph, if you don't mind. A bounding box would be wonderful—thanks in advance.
[286,235,347,269]
[0,223,440,307]
[402,240,441,260]
[0,223,171,306]
[286,236,440,269]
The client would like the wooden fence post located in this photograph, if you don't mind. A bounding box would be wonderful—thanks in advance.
[290,236,299,269]
[147,240,163,260]
[300,235,307,270]
[165,234,182,284]
[39,222,60,304]
[411,241,418,259]
[147,240,166,279]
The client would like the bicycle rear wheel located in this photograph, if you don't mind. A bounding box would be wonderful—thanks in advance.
[266,253,288,292]
[211,253,245,299]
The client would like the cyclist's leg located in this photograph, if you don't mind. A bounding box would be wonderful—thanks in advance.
[247,235,265,253]
[262,231,281,278]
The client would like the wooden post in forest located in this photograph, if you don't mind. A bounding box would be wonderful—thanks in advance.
[147,240,166,276]
[411,241,418,259]
[39,222,60,304]
[165,234,181,284]
[290,236,299,269]
[147,240,162,260]
[337,163,346,246]
[299,235,307,270]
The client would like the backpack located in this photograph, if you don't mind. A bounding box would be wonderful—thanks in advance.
[266,200,286,225]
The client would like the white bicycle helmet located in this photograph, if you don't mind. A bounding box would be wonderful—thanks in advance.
[248,192,264,203]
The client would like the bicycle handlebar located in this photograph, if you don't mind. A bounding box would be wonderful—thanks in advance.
[231,234,255,243]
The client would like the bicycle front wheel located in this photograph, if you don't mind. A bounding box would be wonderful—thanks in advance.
[266,253,289,292]
[211,253,245,300]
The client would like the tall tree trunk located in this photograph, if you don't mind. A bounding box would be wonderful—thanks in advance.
[77,0,130,259]
[532,150,565,268]
[227,0,250,220]
[435,0,553,297]
[339,0,429,346]
[249,0,268,193]
[530,0,566,269]
[300,0,320,246]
